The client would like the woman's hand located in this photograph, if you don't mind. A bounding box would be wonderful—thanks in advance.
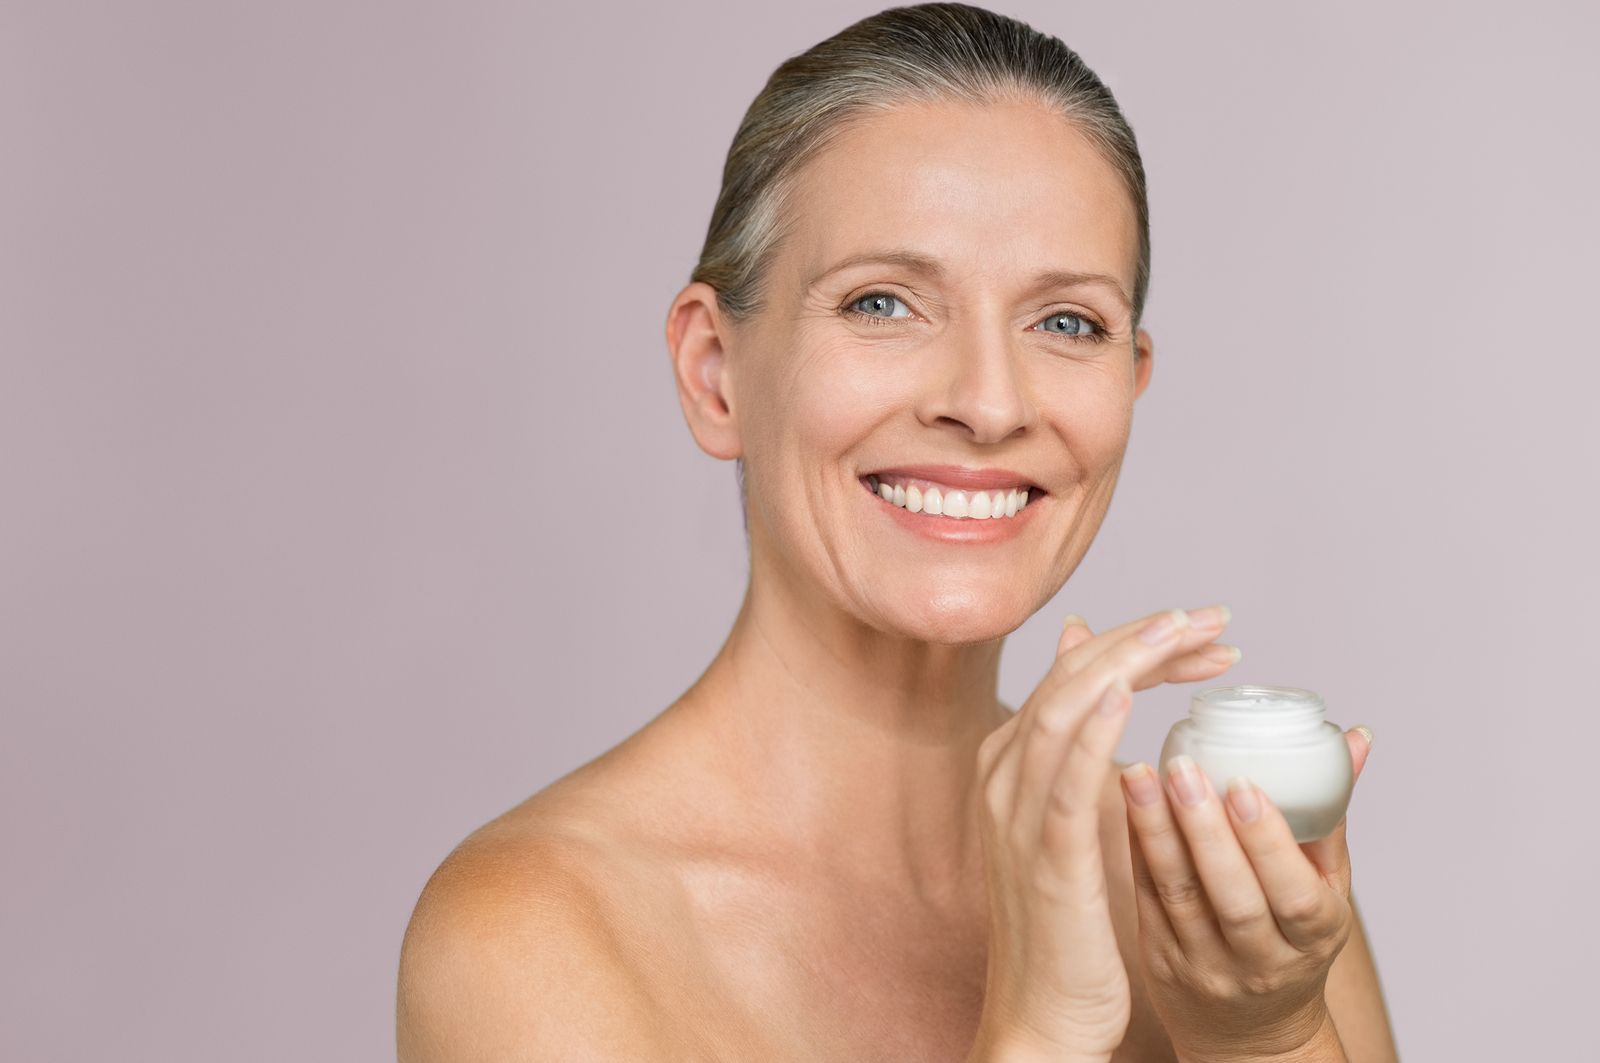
[967,605,1241,1063]
[1119,723,1374,1063]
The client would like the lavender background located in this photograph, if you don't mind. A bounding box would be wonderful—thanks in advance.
[4,2,1595,1059]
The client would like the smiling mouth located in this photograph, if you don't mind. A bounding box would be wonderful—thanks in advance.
[860,473,1044,520]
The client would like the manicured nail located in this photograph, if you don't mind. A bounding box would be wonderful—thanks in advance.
[1354,725,1374,747]
[1121,763,1162,807]
[1188,604,1232,628]
[1062,613,1089,633]
[1200,643,1242,665]
[1140,609,1190,645]
[1166,754,1207,806]
[1226,776,1261,822]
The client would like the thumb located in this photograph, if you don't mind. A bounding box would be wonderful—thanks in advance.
[1057,613,1093,657]
[1345,725,1374,783]
[1299,726,1372,892]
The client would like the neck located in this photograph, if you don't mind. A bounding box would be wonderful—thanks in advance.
[671,561,1014,909]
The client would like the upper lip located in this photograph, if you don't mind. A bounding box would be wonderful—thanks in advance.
[862,464,1045,492]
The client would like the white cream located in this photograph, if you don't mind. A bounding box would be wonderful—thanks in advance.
[1159,684,1354,842]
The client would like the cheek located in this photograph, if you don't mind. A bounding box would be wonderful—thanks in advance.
[1039,366,1136,464]
[774,338,897,455]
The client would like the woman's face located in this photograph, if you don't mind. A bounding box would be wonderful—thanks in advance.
[722,95,1152,644]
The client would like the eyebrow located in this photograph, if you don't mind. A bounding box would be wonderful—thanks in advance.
[807,247,1133,315]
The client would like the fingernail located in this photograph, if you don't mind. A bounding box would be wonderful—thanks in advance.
[1188,604,1232,628]
[1200,643,1242,665]
[1121,763,1162,807]
[1354,725,1374,747]
[1226,776,1261,822]
[1166,754,1207,806]
[1139,608,1190,645]
[1062,613,1089,633]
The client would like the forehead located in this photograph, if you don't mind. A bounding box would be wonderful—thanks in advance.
[781,96,1137,298]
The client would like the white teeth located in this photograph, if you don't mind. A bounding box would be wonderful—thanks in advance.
[866,476,1034,520]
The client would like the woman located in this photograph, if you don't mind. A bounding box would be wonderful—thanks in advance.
[397,5,1397,1061]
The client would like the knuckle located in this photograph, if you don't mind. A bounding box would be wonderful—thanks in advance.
[976,730,1008,775]
[1214,899,1269,929]
[1029,857,1108,908]
[1277,889,1326,925]
[1239,969,1284,997]
[1141,946,1180,986]
[1139,815,1185,851]
[1155,874,1207,911]
[1197,968,1239,1003]
[1046,780,1095,819]
[1031,705,1073,740]
[982,775,1010,819]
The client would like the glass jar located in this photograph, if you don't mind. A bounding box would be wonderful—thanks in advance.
[1159,683,1353,843]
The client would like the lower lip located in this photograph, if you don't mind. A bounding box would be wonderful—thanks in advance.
[860,478,1044,544]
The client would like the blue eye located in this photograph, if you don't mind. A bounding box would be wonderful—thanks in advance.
[849,292,912,320]
[844,293,1107,344]
[1035,311,1100,338]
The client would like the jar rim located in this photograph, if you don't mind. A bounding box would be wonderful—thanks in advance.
[1193,683,1325,711]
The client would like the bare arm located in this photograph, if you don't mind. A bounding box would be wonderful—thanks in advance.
[1322,892,1399,1062]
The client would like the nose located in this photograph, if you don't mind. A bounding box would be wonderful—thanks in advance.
[916,311,1038,444]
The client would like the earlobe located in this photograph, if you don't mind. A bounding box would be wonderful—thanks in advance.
[1132,327,1155,399]
[665,282,743,461]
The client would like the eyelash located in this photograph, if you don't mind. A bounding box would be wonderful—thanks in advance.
[842,291,1108,343]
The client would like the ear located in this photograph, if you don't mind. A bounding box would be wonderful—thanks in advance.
[1132,326,1155,399]
[665,282,743,461]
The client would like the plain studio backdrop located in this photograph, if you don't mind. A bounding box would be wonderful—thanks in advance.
[3,1,1595,1059]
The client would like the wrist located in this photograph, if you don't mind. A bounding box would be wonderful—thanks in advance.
[969,1045,1111,1063]
[966,1026,1113,1063]
[1176,1004,1346,1063]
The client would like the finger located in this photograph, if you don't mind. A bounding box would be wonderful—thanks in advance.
[1152,643,1242,687]
[1119,760,1228,960]
[988,604,1231,830]
[1055,604,1233,685]
[1123,807,1178,948]
[1020,604,1227,746]
[1159,757,1284,962]
[1223,776,1350,952]
[1298,727,1368,893]
[988,607,1189,822]
[975,615,1094,789]
[1298,812,1353,900]
[1056,613,1094,658]
[1010,609,1198,838]
[1346,725,1373,781]
[1037,674,1132,893]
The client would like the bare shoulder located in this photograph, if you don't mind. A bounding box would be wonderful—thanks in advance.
[396,809,683,1062]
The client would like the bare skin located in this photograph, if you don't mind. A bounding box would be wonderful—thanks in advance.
[397,96,1396,1062]
[401,698,1178,1060]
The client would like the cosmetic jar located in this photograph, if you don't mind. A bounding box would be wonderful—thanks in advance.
[1159,684,1353,843]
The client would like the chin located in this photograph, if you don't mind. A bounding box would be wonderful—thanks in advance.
[883,591,1031,645]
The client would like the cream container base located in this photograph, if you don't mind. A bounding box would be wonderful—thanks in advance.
[1158,684,1354,843]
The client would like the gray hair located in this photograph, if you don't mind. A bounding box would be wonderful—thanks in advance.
[691,2,1151,536]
